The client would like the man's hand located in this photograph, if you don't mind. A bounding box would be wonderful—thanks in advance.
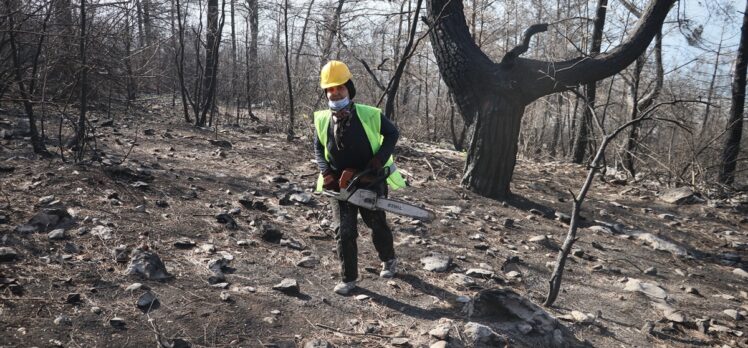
[322,170,339,191]
[367,156,383,172]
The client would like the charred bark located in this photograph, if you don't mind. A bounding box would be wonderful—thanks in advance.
[426,0,674,198]
[718,0,748,185]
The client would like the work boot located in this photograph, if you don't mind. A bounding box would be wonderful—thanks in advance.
[333,281,357,295]
[380,258,398,278]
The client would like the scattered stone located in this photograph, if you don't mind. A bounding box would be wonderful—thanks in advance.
[304,339,332,348]
[257,223,283,243]
[173,238,196,249]
[38,195,56,205]
[208,257,230,284]
[502,218,514,228]
[65,293,81,304]
[296,256,319,268]
[126,248,172,280]
[209,139,232,148]
[516,322,533,334]
[695,318,710,333]
[660,187,703,204]
[137,291,160,313]
[430,341,448,348]
[421,254,451,272]
[390,338,409,346]
[0,247,18,262]
[448,273,476,287]
[429,323,451,340]
[113,245,129,263]
[505,271,521,279]
[657,213,676,221]
[272,278,299,295]
[733,268,748,278]
[131,181,149,189]
[220,291,231,302]
[54,314,71,326]
[280,238,304,250]
[643,267,657,276]
[125,283,144,291]
[623,278,667,300]
[48,228,66,240]
[109,317,126,329]
[200,244,216,253]
[685,287,700,295]
[215,213,238,229]
[25,208,73,232]
[635,232,688,256]
[572,249,584,257]
[462,322,504,346]
[724,309,745,321]
[155,200,169,208]
[466,268,494,279]
[289,193,313,204]
[91,225,114,240]
[91,306,102,315]
[473,243,489,250]
[554,212,571,224]
[355,294,370,301]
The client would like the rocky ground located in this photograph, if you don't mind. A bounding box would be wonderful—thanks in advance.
[1,100,747,348]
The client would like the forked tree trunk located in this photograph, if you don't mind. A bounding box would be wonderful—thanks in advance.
[426,0,674,199]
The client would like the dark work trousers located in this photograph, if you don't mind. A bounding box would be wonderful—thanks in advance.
[330,191,395,283]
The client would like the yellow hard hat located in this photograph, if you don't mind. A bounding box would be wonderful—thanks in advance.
[320,60,352,89]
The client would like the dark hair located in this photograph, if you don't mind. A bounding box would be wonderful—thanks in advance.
[344,79,356,100]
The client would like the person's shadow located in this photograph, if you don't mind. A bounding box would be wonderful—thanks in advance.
[355,273,462,320]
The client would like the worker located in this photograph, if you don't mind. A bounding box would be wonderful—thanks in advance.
[313,60,407,295]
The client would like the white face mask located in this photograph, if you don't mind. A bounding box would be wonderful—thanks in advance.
[328,97,350,111]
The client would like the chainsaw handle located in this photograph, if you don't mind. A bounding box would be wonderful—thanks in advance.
[346,167,390,191]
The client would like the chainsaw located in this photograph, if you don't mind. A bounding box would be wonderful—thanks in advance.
[322,167,435,222]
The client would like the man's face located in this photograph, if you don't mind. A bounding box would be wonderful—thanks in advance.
[326,84,349,102]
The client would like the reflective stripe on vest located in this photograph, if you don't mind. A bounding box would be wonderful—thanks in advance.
[314,104,407,192]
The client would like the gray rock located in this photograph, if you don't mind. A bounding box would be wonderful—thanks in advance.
[390,337,409,346]
[623,278,667,300]
[430,341,448,348]
[466,268,494,279]
[429,323,451,340]
[471,288,558,334]
[289,193,312,204]
[660,187,703,204]
[447,273,476,287]
[505,271,521,279]
[54,314,72,326]
[125,283,144,291]
[173,238,196,249]
[572,249,584,257]
[723,309,745,321]
[0,247,18,262]
[91,225,113,240]
[113,245,129,263]
[48,228,66,240]
[137,291,160,313]
[220,291,231,301]
[502,218,514,228]
[657,213,676,220]
[516,322,533,334]
[272,278,299,295]
[732,268,748,278]
[588,225,614,234]
[91,306,102,314]
[421,254,451,272]
[643,267,657,275]
[462,322,503,347]
[304,339,332,348]
[38,195,56,205]
[27,208,73,232]
[126,248,172,280]
[685,286,700,295]
[296,256,319,268]
[109,317,126,329]
[65,293,81,304]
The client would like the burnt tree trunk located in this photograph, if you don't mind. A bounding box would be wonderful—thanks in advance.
[571,0,607,164]
[718,0,748,185]
[426,0,674,199]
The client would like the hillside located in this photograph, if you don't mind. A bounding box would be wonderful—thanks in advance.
[1,101,747,348]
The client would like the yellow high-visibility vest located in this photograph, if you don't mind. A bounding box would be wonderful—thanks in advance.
[313,104,407,192]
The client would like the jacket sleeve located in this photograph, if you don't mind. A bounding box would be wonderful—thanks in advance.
[314,130,330,173]
[375,113,399,163]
